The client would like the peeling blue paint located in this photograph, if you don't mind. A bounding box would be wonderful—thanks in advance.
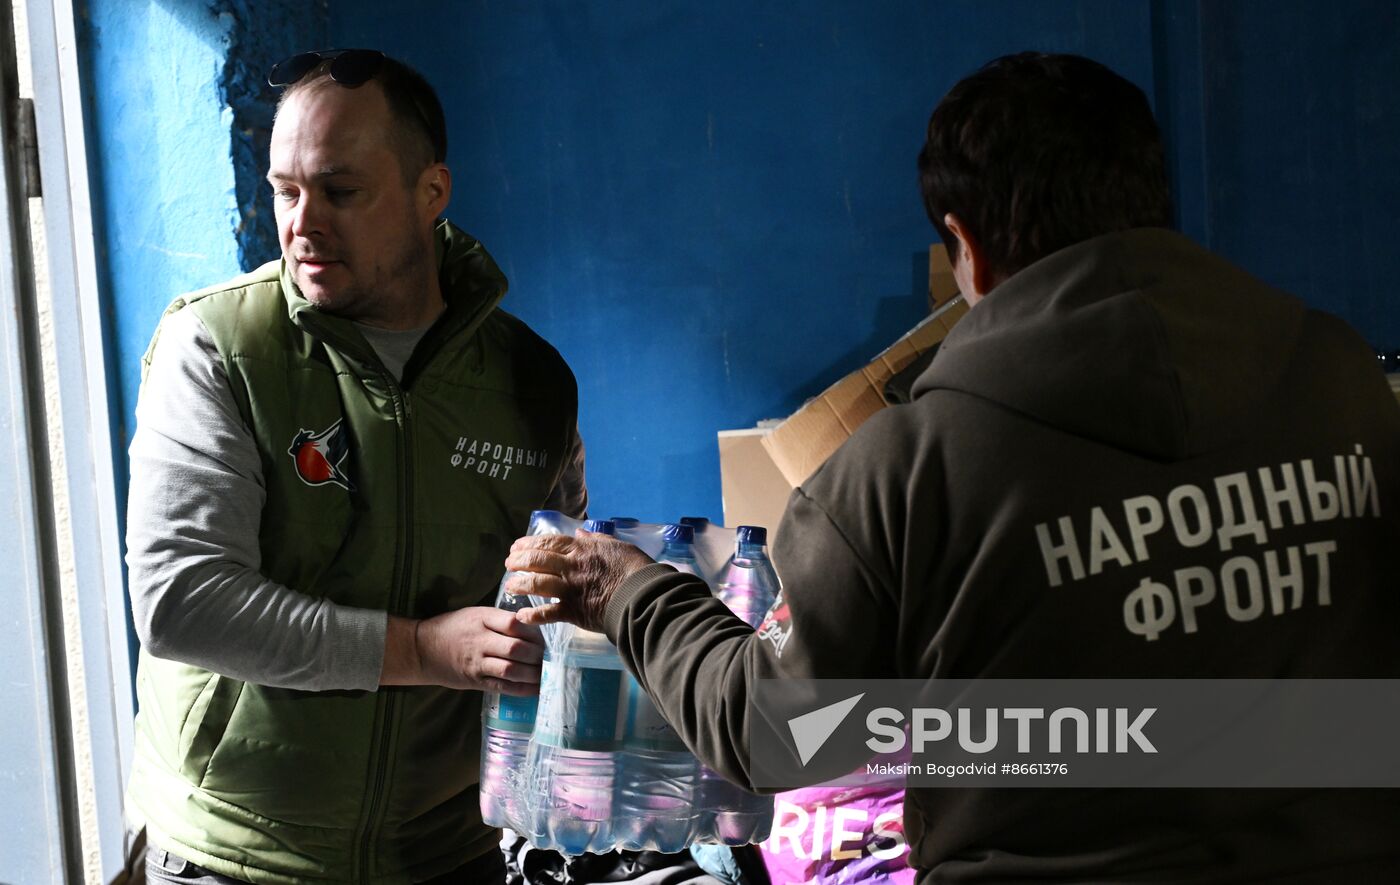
[76,0,326,684]
[214,0,327,270]
[80,0,326,454]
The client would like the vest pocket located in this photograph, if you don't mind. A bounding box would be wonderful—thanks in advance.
[197,688,374,827]
[175,673,245,786]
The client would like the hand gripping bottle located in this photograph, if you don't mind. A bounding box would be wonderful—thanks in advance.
[614,524,702,851]
[480,509,564,831]
[525,519,627,855]
[698,525,779,844]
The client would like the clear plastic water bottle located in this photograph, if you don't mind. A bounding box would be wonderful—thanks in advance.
[614,524,701,851]
[525,519,627,855]
[610,516,642,550]
[717,526,780,628]
[697,525,779,844]
[480,510,563,831]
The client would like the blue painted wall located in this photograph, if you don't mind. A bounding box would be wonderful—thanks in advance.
[84,0,1400,530]
[83,0,239,457]
[329,0,1158,522]
[1196,0,1400,346]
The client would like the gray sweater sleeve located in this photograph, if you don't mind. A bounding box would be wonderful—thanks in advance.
[126,308,387,691]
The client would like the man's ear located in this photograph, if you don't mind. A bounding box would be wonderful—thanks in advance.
[419,163,452,219]
[943,213,997,305]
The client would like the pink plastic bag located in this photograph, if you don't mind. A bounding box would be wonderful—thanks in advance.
[758,780,914,885]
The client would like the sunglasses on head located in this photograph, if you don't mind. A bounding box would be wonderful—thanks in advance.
[267,48,447,163]
[267,48,384,88]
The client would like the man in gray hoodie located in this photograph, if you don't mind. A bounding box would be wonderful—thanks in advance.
[507,53,1400,882]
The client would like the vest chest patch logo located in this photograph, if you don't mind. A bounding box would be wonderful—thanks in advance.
[288,418,354,491]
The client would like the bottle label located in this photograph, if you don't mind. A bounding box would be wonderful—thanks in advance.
[533,658,626,751]
[623,679,689,752]
[485,693,538,733]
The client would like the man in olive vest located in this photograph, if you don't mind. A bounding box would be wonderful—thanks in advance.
[125,50,586,884]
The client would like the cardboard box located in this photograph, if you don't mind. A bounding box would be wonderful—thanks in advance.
[716,246,967,536]
[760,293,970,487]
[717,427,793,535]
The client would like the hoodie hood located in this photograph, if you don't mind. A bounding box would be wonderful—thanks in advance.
[913,228,1306,460]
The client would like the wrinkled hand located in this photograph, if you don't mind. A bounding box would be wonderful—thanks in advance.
[504,531,656,633]
[412,606,545,695]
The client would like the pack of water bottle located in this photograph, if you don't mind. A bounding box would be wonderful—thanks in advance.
[480,511,780,855]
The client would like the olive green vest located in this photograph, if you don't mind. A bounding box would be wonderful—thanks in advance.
[127,222,577,883]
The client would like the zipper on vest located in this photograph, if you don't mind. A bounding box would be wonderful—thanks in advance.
[357,381,415,881]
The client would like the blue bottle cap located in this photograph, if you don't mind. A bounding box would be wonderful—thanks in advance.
[610,517,642,528]
[736,525,767,546]
[679,516,711,530]
[531,509,563,519]
[581,519,616,536]
[662,523,694,544]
